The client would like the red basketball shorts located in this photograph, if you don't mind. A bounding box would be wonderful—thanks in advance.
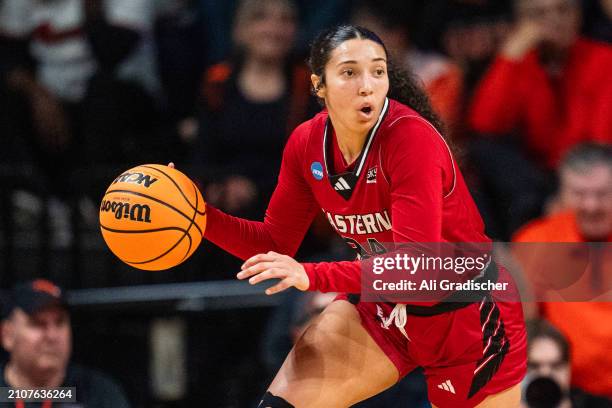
[336,265,527,407]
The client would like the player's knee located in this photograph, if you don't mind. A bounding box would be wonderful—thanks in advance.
[296,314,346,358]
[257,391,295,408]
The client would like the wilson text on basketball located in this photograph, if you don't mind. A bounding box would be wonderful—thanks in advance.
[100,200,152,223]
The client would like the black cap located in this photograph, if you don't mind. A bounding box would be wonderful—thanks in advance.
[2,279,68,319]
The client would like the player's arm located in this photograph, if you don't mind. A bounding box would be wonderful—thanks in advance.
[203,123,320,261]
[240,117,451,297]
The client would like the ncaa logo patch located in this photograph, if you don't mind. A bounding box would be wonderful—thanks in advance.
[311,162,324,180]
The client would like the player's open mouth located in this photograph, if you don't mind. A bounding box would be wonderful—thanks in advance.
[359,105,373,118]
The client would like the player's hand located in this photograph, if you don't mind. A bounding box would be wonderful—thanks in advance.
[167,162,175,168]
[237,251,309,295]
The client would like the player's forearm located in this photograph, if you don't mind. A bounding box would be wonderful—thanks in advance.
[303,261,362,293]
[204,205,282,260]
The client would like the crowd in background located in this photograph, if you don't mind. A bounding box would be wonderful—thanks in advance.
[0,0,611,406]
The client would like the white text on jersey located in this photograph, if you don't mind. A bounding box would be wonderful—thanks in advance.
[324,210,391,235]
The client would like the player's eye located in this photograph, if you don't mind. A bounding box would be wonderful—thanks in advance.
[342,68,354,77]
[374,68,385,76]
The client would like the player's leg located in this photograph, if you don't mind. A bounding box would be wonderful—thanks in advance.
[261,299,400,407]
[430,383,521,408]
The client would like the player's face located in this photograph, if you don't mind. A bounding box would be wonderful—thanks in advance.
[2,307,71,376]
[314,39,389,136]
[560,164,612,240]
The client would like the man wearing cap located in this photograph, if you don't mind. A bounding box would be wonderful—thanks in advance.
[0,279,130,407]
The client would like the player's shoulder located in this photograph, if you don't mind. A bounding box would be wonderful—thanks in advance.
[380,99,446,148]
[287,109,327,145]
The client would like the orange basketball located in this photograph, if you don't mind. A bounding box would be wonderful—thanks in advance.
[99,164,206,271]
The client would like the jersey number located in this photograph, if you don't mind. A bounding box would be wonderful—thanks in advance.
[344,237,388,259]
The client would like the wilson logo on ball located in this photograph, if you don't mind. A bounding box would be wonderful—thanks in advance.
[100,200,152,223]
[112,172,158,188]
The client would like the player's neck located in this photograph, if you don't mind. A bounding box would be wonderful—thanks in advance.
[334,128,368,164]
[329,115,369,165]
[5,361,64,388]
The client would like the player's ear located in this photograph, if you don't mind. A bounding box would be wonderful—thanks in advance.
[311,74,325,98]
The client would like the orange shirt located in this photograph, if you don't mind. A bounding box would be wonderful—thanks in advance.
[513,212,612,397]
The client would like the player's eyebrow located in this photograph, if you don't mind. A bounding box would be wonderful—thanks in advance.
[336,57,387,67]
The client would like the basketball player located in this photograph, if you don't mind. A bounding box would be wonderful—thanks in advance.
[175,25,526,407]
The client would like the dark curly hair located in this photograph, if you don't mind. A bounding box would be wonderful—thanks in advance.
[308,24,446,137]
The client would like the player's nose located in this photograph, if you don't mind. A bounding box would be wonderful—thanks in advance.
[358,74,374,96]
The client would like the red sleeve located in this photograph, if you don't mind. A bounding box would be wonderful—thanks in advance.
[468,55,531,134]
[204,123,320,260]
[303,117,452,303]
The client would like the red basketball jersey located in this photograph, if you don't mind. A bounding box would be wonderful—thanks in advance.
[205,98,490,294]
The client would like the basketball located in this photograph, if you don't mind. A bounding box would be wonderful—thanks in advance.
[99,164,206,271]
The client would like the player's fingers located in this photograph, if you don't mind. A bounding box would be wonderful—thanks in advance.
[241,253,279,270]
[237,261,279,279]
[249,268,285,285]
[265,278,293,295]
[168,162,175,168]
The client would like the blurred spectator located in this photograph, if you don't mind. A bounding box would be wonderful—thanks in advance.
[196,0,351,64]
[351,0,464,135]
[467,0,612,238]
[0,279,130,407]
[470,0,612,167]
[522,320,612,407]
[514,143,612,398]
[190,0,315,218]
[0,0,162,197]
[582,0,612,43]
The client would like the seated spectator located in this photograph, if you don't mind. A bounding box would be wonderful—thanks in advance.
[351,0,465,136]
[0,279,130,407]
[523,320,612,408]
[467,0,612,239]
[514,143,612,398]
[470,0,612,168]
[191,0,314,218]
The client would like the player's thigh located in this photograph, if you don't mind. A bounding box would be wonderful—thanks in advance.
[268,299,400,408]
[431,383,521,408]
